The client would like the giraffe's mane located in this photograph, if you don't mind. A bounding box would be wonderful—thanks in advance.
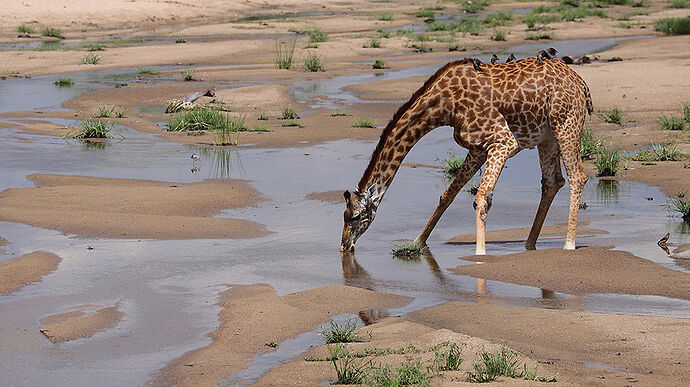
[357,59,472,192]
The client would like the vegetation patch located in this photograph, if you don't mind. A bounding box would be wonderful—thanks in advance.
[669,198,690,221]
[632,143,687,162]
[53,77,74,87]
[83,43,104,51]
[282,120,303,127]
[372,59,388,69]
[319,319,360,344]
[168,106,242,133]
[81,53,101,65]
[138,68,160,75]
[597,107,624,125]
[670,0,690,8]
[392,241,430,258]
[580,125,604,159]
[303,51,325,72]
[364,36,382,48]
[378,12,394,21]
[525,32,553,40]
[175,36,186,43]
[16,25,35,34]
[96,106,124,118]
[595,146,622,177]
[281,106,299,120]
[182,69,197,81]
[273,39,296,70]
[654,17,690,35]
[73,120,112,139]
[431,342,463,371]
[41,27,64,39]
[466,346,551,382]
[369,362,431,386]
[460,0,490,13]
[330,110,349,117]
[352,118,374,128]
[491,29,507,41]
[440,153,465,177]
[308,28,328,43]
[659,114,687,131]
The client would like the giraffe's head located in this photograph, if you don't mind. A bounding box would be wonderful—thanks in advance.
[341,184,385,252]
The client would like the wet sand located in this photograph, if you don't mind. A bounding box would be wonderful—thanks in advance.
[306,190,344,204]
[0,236,8,255]
[0,251,61,295]
[446,222,607,245]
[407,301,689,385]
[0,174,270,239]
[39,304,124,343]
[151,283,410,386]
[451,246,690,300]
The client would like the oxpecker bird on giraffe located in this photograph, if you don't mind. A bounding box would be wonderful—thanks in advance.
[341,53,593,255]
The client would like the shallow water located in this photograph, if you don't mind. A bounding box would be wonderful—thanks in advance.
[0,35,687,386]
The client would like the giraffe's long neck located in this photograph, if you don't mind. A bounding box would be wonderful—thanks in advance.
[357,86,448,198]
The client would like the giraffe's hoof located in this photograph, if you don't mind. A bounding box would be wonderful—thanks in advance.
[525,243,536,251]
[475,249,486,256]
[564,241,576,250]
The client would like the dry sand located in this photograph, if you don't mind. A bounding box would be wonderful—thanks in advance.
[407,301,689,385]
[0,251,61,295]
[151,283,410,386]
[39,304,124,343]
[446,222,607,245]
[451,246,690,300]
[0,174,270,239]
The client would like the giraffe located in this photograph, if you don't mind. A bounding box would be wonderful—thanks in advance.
[341,55,593,255]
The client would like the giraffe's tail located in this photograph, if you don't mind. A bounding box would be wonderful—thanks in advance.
[583,82,593,115]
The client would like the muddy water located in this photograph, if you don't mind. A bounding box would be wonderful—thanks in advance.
[0,36,687,385]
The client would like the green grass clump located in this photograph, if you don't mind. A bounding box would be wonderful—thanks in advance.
[659,114,687,131]
[303,51,325,72]
[175,36,186,43]
[483,11,513,27]
[580,125,604,159]
[320,319,359,344]
[168,106,242,133]
[365,36,382,48]
[669,198,690,221]
[16,25,35,34]
[382,362,431,386]
[81,53,101,65]
[429,22,453,31]
[378,12,394,21]
[460,0,490,13]
[83,43,104,51]
[331,349,369,384]
[330,110,349,117]
[670,0,690,8]
[466,346,520,382]
[372,59,388,69]
[97,106,117,118]
[352,118,374,128]
[308,28,328,43]
[282,120,303,127]
[273,39,296,70]
[525,32,553,40]
[491,29,507,41]
[415,9,436,20]
[265,341,278,348]
[595,146,622,177]
[53,77,74,87]
[597,107,624,125]
[632,143,686,162]
[654,17,690,35]
[138,68,160,75]
[560,6,607,21]
[392,241,430,257]
[684,102,690,123]
[250,125,269,132]
[431,342,463,371]
[41,27,64,39]
[522,13,561,29]
[457,16,484,36]
[182,69,196,81]
[75,120,112,139]
[441,153,465,177]
[281,106,299,120]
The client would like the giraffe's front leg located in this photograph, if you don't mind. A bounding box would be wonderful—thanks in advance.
[474,139,517,255]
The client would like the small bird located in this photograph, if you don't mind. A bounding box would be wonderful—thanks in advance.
[657,232,670,246]
[191,153,199,162]
[191,166,200,174]
[505,54,516,63]
[491,54,499,64]
[472,58,483,72]
[538,47,558,61]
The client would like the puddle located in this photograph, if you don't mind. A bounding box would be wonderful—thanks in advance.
[0,33,687,385]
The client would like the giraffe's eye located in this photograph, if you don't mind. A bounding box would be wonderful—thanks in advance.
[351,213,361,221]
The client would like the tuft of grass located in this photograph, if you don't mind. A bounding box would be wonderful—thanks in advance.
[684,102,690,123]
[83,43,104,51]
[331,110,349,117]
[303,51,325,72]
[525,32,553,40]
[281,106,299,120]
[81,53,101,65]
[659,114,687,131]
[282,120,303,127]
[175,36,186,43]
[457,16,484,36]
[41,27,64,39]
[53,77,74,87]
[372,59,388,69]
[632,143,686,161]
[580,125,604,159]
[432,342,463,371]
[415,9,436,20]
[75,120,112,139]
[522,13,561,29]
[491,29,507,41]
[466,346,520,382]
[364,36,382,48]
[595,146,622,177]
[331,350,369,384]
[305,343,421,362]
[97,106,116,118]
[265,341,278,348]
[378,12,394,21]
[320,319,359,344]
[273,39,296,70]
[250,125,269,132]
[367,362,431,387]
[597,107,624,125]
[352,118,374,128]
[670,0,690,8]
[483,11,513,27]
[460,0,490,13]
[182,69,196,81]
[392,241,430,258]
[138,68,160,75]
[308,28,328,43]
[168,106,243,133]
[669,198,690,221]
[440,153,465,177]
[16,25,35,34]
[654,17,690,35]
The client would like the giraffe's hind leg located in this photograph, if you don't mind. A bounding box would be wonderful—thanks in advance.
[525,137,566,250]
[415,150,487,245]
[553,115,588,250]
[474,125,518,255]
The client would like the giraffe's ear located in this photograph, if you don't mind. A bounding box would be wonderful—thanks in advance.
[343,190,351,200]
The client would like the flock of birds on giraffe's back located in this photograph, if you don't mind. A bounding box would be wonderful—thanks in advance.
[467,47,615,72]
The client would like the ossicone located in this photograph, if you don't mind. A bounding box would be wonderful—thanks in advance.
[343,190,351,200]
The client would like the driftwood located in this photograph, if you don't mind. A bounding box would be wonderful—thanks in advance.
[166,88,216,113]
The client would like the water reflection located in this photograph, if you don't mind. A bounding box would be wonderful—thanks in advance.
[596,179,620,205]
[81,140,111,151]
[197,146,245,179]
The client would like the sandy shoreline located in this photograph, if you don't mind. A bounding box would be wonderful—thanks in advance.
[0,251,61,295]
[39,304,124,343]
[447,222,607,245]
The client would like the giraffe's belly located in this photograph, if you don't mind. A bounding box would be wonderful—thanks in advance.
[506,115,550,150]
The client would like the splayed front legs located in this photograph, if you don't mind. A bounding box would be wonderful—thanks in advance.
[415,151,487,245]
